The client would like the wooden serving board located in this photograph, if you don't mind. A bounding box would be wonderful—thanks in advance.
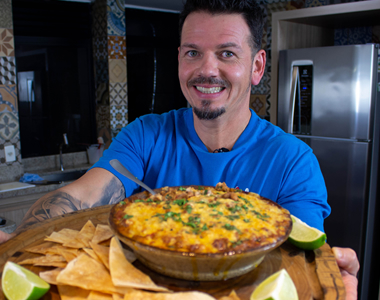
[0,205,345,300]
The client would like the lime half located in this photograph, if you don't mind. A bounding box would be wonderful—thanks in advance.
[288,215,327,250]
[250,269,298,300]
[2,261,50,300]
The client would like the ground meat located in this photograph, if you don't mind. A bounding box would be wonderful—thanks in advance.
[212,238,229,251]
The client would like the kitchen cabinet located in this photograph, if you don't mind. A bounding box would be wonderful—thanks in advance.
[270,0,380,125]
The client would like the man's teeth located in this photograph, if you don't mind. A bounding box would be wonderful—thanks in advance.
[195,86,223,94]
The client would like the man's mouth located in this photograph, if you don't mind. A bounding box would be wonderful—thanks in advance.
[195,86,224,94]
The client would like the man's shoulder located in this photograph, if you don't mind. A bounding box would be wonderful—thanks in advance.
[138,108,190,123]
[254,117,311,153]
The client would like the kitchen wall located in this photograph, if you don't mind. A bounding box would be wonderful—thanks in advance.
[0,0,22,182]
[251,0,380,122]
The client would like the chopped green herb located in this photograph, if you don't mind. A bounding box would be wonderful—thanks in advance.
[173,199,187,206]
[251,210,270,221]
[179,187,187,191]
[208,201,221,208]
[202,224,208,231]
[235,188,243,192]
[231,240,243,247]
[228,205,242,213]
[185,205,193,214]
[198,186,205,190]
[243,218,250,223]
[123,214,133,219]
[134,199,144,203]
[225,215,240,221]
[242,204,249,211]
[119,201,126,205]
[204,189,208,195]
[223,224,241,233]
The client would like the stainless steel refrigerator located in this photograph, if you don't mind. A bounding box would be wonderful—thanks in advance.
[277,44,380,300]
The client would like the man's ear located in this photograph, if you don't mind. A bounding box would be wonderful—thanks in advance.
[251,49,266,86]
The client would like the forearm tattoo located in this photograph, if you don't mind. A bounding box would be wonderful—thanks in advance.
[16,177,126,232]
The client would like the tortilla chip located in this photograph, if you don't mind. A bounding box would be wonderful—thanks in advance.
[88,291,113,300]
[56,253,133,295]
[89,242,110,270]
[218,290,241,300]
[82,248,103,263]
[112,294,124,300]
[24,242,57,254]
[76,220,96,248]
[109,237,169,292]
[44,245,79,256]
[92,224,114,244]
[58,285,91,300]
[45,229,80,244]
[39,268,64,285]
[122,290,216,300]
[59,248,79,262]
[18,255,66,265]
[99,239,111,247]
[62,239,86,249]
[35,261,68,268]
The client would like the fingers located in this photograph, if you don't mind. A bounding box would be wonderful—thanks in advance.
[332,247,360,277]
[341,270,358,300]
[0,230,14,244]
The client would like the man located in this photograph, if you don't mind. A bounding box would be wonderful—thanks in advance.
[0,0,358,298]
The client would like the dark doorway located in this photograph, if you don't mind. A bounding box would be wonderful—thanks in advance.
[12,0,96,158]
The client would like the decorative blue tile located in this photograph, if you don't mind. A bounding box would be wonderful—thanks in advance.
[0,111,19,140]
[107,0,126,36]
[0,56,16,85]
[348,26,372,45]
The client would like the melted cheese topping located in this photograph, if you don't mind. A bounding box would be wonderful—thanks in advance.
[114,183,291,254]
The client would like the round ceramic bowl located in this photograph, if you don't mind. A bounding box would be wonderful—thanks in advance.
[109,187,292,281]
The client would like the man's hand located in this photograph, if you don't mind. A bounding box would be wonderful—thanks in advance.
[332,247,359,300]
[0,230,15,244]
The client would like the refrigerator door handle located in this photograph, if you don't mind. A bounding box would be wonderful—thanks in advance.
[289,66,299,134]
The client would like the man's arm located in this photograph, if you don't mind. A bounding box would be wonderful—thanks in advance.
[10,168,125,237]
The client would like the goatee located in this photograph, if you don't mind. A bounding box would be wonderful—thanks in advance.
[193,100,226,120]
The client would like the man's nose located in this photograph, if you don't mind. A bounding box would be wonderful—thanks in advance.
[197,53,219,77]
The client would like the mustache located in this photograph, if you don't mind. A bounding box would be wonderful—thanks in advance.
[187,76,230,88]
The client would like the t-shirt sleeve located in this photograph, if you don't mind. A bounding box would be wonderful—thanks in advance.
[91,118,148,201]
[276,148,331,232]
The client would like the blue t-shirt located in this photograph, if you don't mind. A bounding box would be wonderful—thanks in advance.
[94,108,330,231]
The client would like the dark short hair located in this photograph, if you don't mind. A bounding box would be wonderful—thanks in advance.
[179,0,264,53]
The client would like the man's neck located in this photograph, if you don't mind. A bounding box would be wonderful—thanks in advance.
[193,108,252,153]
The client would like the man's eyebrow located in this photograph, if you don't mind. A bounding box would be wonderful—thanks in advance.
[181,43,199,49]
[217,42,242,50]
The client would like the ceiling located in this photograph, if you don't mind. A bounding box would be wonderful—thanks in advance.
[124,0,184,12]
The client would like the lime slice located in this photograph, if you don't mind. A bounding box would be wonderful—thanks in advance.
[250,269,298,300]
[2,261,50,300]
[288,215,327,250]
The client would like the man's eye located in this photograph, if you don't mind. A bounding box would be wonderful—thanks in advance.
[187,50,198,57]
[222,51,234,58]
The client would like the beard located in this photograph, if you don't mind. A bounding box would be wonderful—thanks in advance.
[193,100,226,120]
[188,76,228,120]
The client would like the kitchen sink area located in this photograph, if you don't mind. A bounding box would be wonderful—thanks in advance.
[34,169,87,184]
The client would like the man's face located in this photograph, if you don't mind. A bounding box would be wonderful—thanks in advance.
[178,12,255,120]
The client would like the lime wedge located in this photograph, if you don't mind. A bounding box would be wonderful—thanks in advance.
[2,261,50,300]
[250,269,298,300]
[288,215,327,250]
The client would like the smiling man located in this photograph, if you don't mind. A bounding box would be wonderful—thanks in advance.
[0,0,359,298]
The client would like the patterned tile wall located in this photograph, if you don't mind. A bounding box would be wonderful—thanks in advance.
[250,0,378,122]
[0,0,23,181]
[93,0,127,148]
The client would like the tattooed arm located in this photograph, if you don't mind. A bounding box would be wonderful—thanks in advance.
[7,168,126,238]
